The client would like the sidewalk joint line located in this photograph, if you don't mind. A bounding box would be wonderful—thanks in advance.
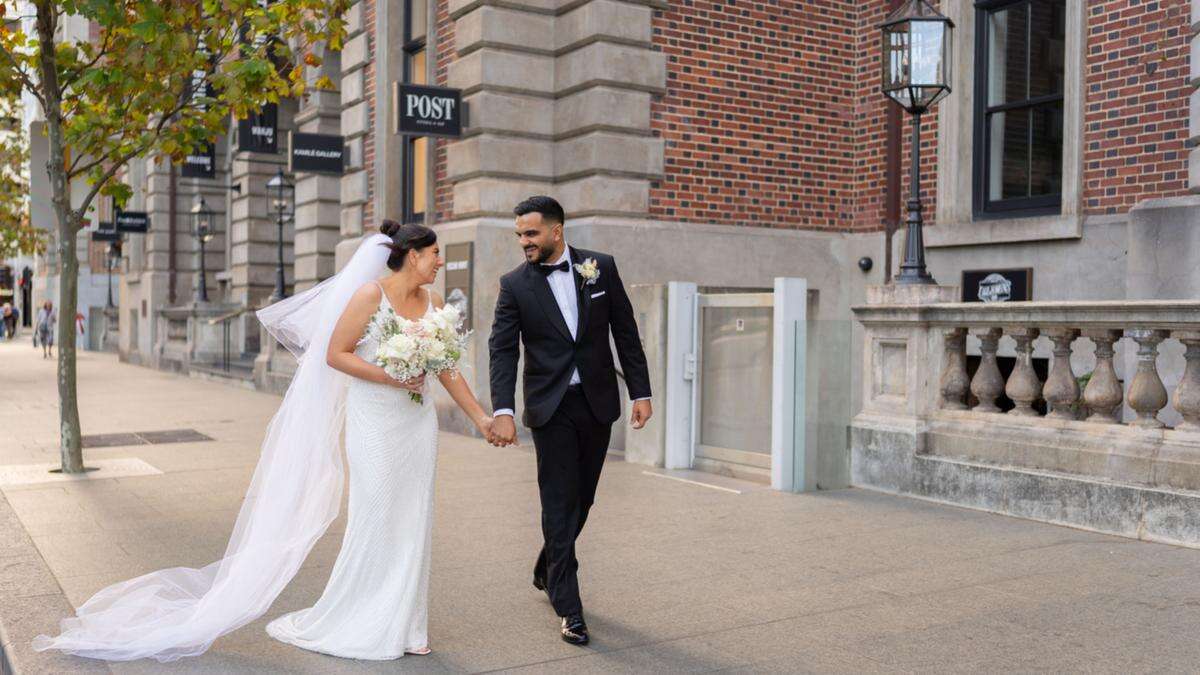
[639,471,743,494]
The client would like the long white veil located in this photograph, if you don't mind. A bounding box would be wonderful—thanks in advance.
[33,234,392,662]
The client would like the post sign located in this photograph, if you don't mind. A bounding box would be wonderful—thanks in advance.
[289,132,346,174]
[92,221,120,242]
[394,83,462,138]
[181,143,216,178]
[962,269,1032,303]
[237,103,278,153]
[443,242,473,330]
[114,210,149,233]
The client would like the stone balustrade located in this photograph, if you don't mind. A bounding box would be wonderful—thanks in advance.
[851,290,1200,547]
[928,302,1200,431]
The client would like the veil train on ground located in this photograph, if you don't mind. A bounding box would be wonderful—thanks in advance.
[31,234,391,662]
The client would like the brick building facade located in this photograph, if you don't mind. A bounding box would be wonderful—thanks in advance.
[99,0,1200,486]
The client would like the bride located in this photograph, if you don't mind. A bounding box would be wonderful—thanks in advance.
[33,221,497,662]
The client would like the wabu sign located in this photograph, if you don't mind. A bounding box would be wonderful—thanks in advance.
[394,83,462,138]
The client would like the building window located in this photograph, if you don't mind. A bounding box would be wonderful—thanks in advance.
[402,0,428,224]
[972,0,1065,216]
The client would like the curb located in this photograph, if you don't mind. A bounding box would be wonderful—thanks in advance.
[0,489,110,674]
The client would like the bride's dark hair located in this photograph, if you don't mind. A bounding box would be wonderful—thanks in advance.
[379,220,437,271]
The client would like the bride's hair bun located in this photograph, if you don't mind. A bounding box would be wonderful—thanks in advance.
[378,220,437,271]
[380,219,403,237]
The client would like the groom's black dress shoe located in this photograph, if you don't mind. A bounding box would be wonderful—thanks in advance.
[560,615,589,645]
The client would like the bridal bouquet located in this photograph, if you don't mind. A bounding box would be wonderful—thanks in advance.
[366,304,470,404]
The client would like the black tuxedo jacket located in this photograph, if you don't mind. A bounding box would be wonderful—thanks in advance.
[488,247,652,429]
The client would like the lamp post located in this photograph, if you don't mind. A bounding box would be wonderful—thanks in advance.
[881,0,953,285]
[191,195,215,303]
[266,167,294,302]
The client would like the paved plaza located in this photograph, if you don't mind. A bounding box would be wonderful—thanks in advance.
[1,339,1199,674]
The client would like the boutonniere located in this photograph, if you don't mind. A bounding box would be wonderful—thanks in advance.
[574,258,600,285]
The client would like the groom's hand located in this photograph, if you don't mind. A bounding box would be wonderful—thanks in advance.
[631,400,652,429]
[492,415,517,446]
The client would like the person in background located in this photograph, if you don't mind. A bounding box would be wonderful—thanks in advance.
[8,304,19,339]
[35,301,55,359]
[0,304,10,341]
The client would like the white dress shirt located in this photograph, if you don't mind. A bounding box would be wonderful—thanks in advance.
[494,246,648,419]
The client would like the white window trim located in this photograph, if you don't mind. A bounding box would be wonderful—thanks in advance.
[928,0,1085,248]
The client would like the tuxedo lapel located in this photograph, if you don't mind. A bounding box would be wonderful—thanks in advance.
[571,248,592,339]
[525,264,574,343]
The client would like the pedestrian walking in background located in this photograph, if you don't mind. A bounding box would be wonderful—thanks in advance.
[3,304,18,340]
[35,301,55,359]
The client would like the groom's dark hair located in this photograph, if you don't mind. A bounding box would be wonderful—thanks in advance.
[514,195,565,226]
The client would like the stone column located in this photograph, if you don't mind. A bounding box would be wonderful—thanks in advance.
[1174,330,1200,431]
[446,0,666,218]
[969,327,1004,413]
[939,327,969,410]
[293,44,343,291]
[1005,327,1042,416]
[1126,329,1169,428]
[1043,328,1081,419]
[1083,329,1123,424]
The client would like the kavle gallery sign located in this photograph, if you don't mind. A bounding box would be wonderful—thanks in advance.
[289,132,346,175]
[394,83,462,138]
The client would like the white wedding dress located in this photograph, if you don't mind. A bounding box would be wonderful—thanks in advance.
[267,286,439,659]
[31,234,440,663]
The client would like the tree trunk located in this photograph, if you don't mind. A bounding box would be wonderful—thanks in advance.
[36,2,84,473]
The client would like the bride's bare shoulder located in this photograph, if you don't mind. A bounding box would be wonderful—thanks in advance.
[346,282,383,309]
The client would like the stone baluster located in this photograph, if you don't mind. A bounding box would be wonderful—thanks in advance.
[969,328,1004,413]
[1082,329,1123,424]
[940,328,970,410]
[1173,331,1200,431]
[1043,328,1081,419]
[1125,329,1168,428]
[1005,327,1042,416]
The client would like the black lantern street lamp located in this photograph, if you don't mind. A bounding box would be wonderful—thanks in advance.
[881,0,953,285]
[191,195,215,303]
[266,167,294,302]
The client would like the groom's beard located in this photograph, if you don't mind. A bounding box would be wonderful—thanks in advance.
[526,243,556,264]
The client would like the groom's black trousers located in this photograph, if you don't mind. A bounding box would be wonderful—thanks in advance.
[530,385,612,618]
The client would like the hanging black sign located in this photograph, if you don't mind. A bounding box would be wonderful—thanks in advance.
[92,221,120,242]
[237,103,278,153]
[961,269,1033,303]
[394,83,462,138]
[114,210,149,233]
[182,143,216,178]
[289,132,346,174]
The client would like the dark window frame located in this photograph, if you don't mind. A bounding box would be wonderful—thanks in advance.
[972,0,1064,218]
[401,0,427,224]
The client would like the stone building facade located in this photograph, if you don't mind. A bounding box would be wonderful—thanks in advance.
[99,0,1200,489]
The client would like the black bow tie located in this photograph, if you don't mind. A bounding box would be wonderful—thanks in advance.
[537,260,570,276]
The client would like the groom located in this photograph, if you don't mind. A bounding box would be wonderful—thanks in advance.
[488,195,652,645]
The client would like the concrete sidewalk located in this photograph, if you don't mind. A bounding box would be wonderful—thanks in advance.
[1,339,1199,674]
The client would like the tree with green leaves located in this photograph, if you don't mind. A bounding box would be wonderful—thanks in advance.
[0,0,347,473]
[0,103,44,257]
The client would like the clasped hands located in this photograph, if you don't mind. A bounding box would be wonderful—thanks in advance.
[480,415,518,447]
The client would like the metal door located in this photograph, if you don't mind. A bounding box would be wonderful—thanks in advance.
[693,292,774,481]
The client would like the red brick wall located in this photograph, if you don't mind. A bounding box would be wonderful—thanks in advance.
[648,0,863,231]
[1082,0,1191,215]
